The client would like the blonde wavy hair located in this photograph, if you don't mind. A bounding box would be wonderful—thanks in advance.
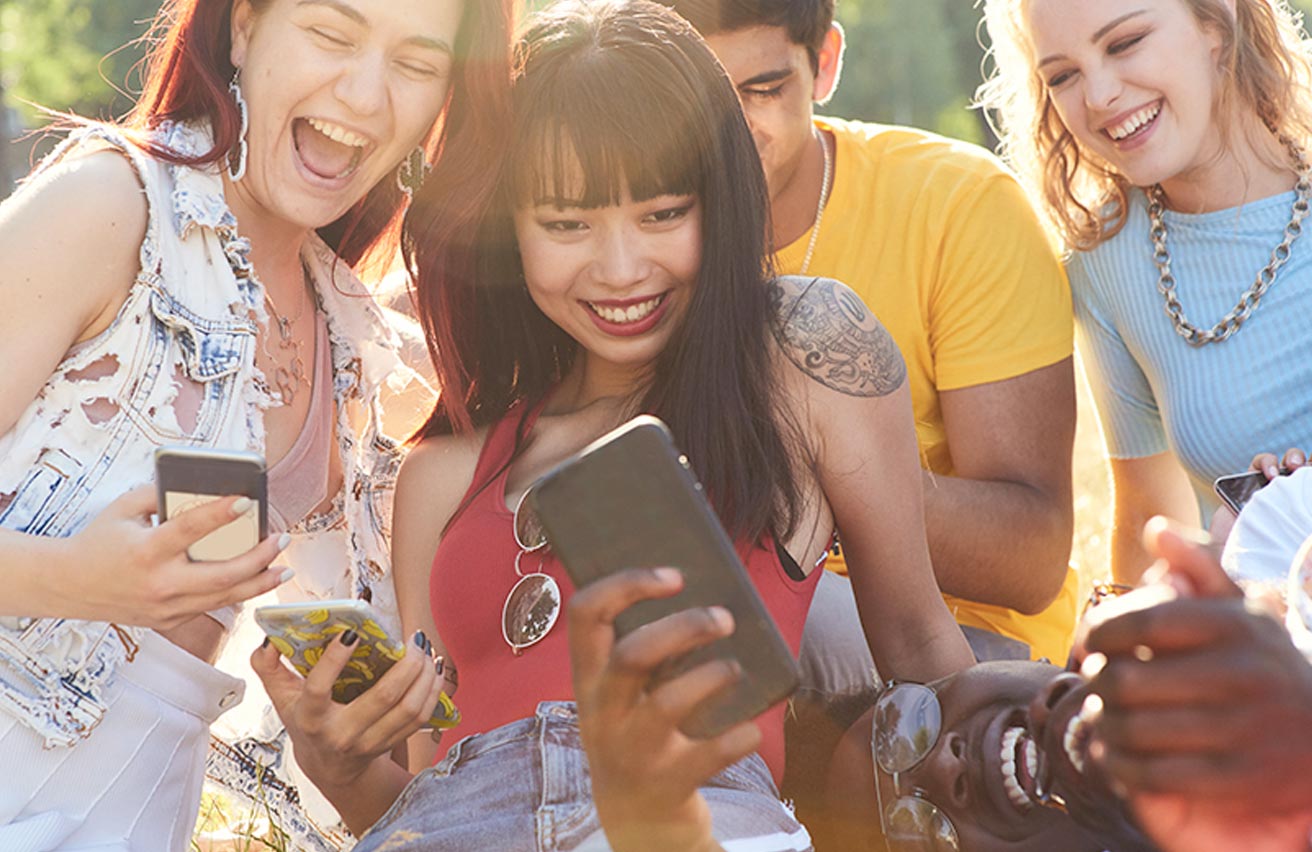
[976,0,1312,251]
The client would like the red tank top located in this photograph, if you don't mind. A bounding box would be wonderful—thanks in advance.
[430,398,821,784]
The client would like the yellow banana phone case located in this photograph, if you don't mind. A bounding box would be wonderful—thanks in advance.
[254,599,460,729]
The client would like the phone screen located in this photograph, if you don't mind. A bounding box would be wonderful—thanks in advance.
[1214,471,1270,514]
[163,491,262,561]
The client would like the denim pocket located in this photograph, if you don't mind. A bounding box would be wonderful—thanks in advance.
[0,448,84,536]
[149,289,251,383]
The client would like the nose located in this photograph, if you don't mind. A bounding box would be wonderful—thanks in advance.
[592,226,648,290]
[907,731,972,812]
[1082,65,1123,112]
[1028,672,1084,743]
[334,51,388,118]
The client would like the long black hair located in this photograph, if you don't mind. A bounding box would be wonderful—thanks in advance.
[418,0,803,544]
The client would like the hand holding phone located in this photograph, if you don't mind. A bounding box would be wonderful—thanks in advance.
[568,566,762,852]
[48,482,289,628]
[254,599,459,729]
[529,415,799,739]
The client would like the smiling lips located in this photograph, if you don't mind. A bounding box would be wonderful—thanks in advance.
[585,294,666,324]
[1105,101,1162,142]
[293,117,370,180]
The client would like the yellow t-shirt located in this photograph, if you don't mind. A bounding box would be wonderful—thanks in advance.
[777,117,1079,663]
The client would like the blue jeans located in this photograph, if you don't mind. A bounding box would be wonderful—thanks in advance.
[353,702,813,852]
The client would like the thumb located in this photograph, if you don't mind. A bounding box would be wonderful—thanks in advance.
[251,640,307,710]
[1143,517,1242,600]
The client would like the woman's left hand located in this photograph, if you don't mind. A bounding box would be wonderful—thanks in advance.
[569,567,756,852]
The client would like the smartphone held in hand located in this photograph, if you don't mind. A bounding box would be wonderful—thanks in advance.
[529,415,800,739]
[1214,467,1289,514]
[154,446,267,561]
[254,599,460,729]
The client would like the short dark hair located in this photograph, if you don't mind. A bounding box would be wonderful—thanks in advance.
[657,0,835,68]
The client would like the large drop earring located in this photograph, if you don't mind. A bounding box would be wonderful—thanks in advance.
[227,71,249,182]
[396,146,430,198]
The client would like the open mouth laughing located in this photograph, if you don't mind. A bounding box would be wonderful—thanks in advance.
[292,117,373,181]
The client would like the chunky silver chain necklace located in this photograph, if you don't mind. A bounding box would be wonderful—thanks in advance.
[798,128,833,275]
[1148,138,1311,346]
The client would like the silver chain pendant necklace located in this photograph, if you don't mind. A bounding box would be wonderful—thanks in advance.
[798,128,833,276]
[1148,137,1311,346]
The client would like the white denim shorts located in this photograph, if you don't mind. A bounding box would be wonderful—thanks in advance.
[0,629,243,851]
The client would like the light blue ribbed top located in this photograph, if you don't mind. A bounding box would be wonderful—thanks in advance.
[1068,187,1312,518]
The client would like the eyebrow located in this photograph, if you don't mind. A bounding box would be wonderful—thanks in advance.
[296,0,454,55]
[1036,10,1147,68]
[737,67,793,88]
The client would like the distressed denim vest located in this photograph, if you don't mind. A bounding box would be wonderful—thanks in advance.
[0,122,412,749]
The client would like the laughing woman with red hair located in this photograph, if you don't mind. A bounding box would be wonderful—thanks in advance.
[0,0,511,846]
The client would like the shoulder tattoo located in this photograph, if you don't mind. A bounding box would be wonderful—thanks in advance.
[769,277,907,398]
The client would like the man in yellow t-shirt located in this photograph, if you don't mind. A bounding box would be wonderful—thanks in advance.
[661,0,1079,665]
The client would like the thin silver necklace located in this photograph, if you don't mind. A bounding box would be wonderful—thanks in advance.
[798,128,833,276]
[1148,138,1311,346]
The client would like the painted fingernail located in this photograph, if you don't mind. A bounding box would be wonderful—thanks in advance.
[277,533,292,551]
[414,630,428,650]
[277,568,295,584]
[1080,652,1108,679]
[232,497,253,516]
[260,636,270,650]
[1291,451,1305,466]
[1268,465,1280,479]
[434,656,445,676]
[341,630,359,646]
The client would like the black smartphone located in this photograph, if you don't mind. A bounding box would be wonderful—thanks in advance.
[528,415,800,739]
[155,446,268,561]
[1214,467,1288,514]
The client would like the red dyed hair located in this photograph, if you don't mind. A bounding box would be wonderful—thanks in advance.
[124,0,514,265]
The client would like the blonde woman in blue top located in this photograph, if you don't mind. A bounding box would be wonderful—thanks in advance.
[980,0,1312,583]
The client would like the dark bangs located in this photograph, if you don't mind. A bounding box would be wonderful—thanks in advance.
[509,11,715,208]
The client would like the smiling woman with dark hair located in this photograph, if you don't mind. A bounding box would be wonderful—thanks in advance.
[253,1,973,849]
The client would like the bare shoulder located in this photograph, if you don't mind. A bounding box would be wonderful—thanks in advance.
[397,431,486,512]
[769,276,907,398]
[0,148,149,319]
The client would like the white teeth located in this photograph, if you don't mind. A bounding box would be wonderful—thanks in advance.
[1107,103,1161,140]
[1062,713,1090,774]
[588,295,663,324]
[999,727,1035,811]
[305,117,369,148]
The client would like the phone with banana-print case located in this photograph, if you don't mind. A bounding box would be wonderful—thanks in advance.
[254,599,460,729]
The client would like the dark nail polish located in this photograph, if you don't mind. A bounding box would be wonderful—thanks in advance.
[414,630,428,650]
[341,630,359,646]
[260,637,270,650]
[434,656,445,676]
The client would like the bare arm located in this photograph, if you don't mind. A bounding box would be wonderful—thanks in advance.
[924,358,1076,614]
[1109,454,1198,585]
[254,434,481,834]
[773,277,973,682]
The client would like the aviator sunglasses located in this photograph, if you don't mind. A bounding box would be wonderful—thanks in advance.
[871,682,960,852]
[503,487,562,654]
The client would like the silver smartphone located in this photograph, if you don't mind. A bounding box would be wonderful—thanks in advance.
[154,446,267,561]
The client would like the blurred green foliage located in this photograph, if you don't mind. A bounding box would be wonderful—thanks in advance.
[0,0,159,122]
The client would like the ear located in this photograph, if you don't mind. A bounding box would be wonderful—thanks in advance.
[230,0,256,70]
[811,22,846,105]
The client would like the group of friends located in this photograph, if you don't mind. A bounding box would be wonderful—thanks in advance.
[0,0,1309,849]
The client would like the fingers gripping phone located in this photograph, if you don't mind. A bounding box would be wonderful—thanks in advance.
[1214,468,1290,513]
[254,599,460,729]
[155,446,267,561]
[528,415,800,739]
